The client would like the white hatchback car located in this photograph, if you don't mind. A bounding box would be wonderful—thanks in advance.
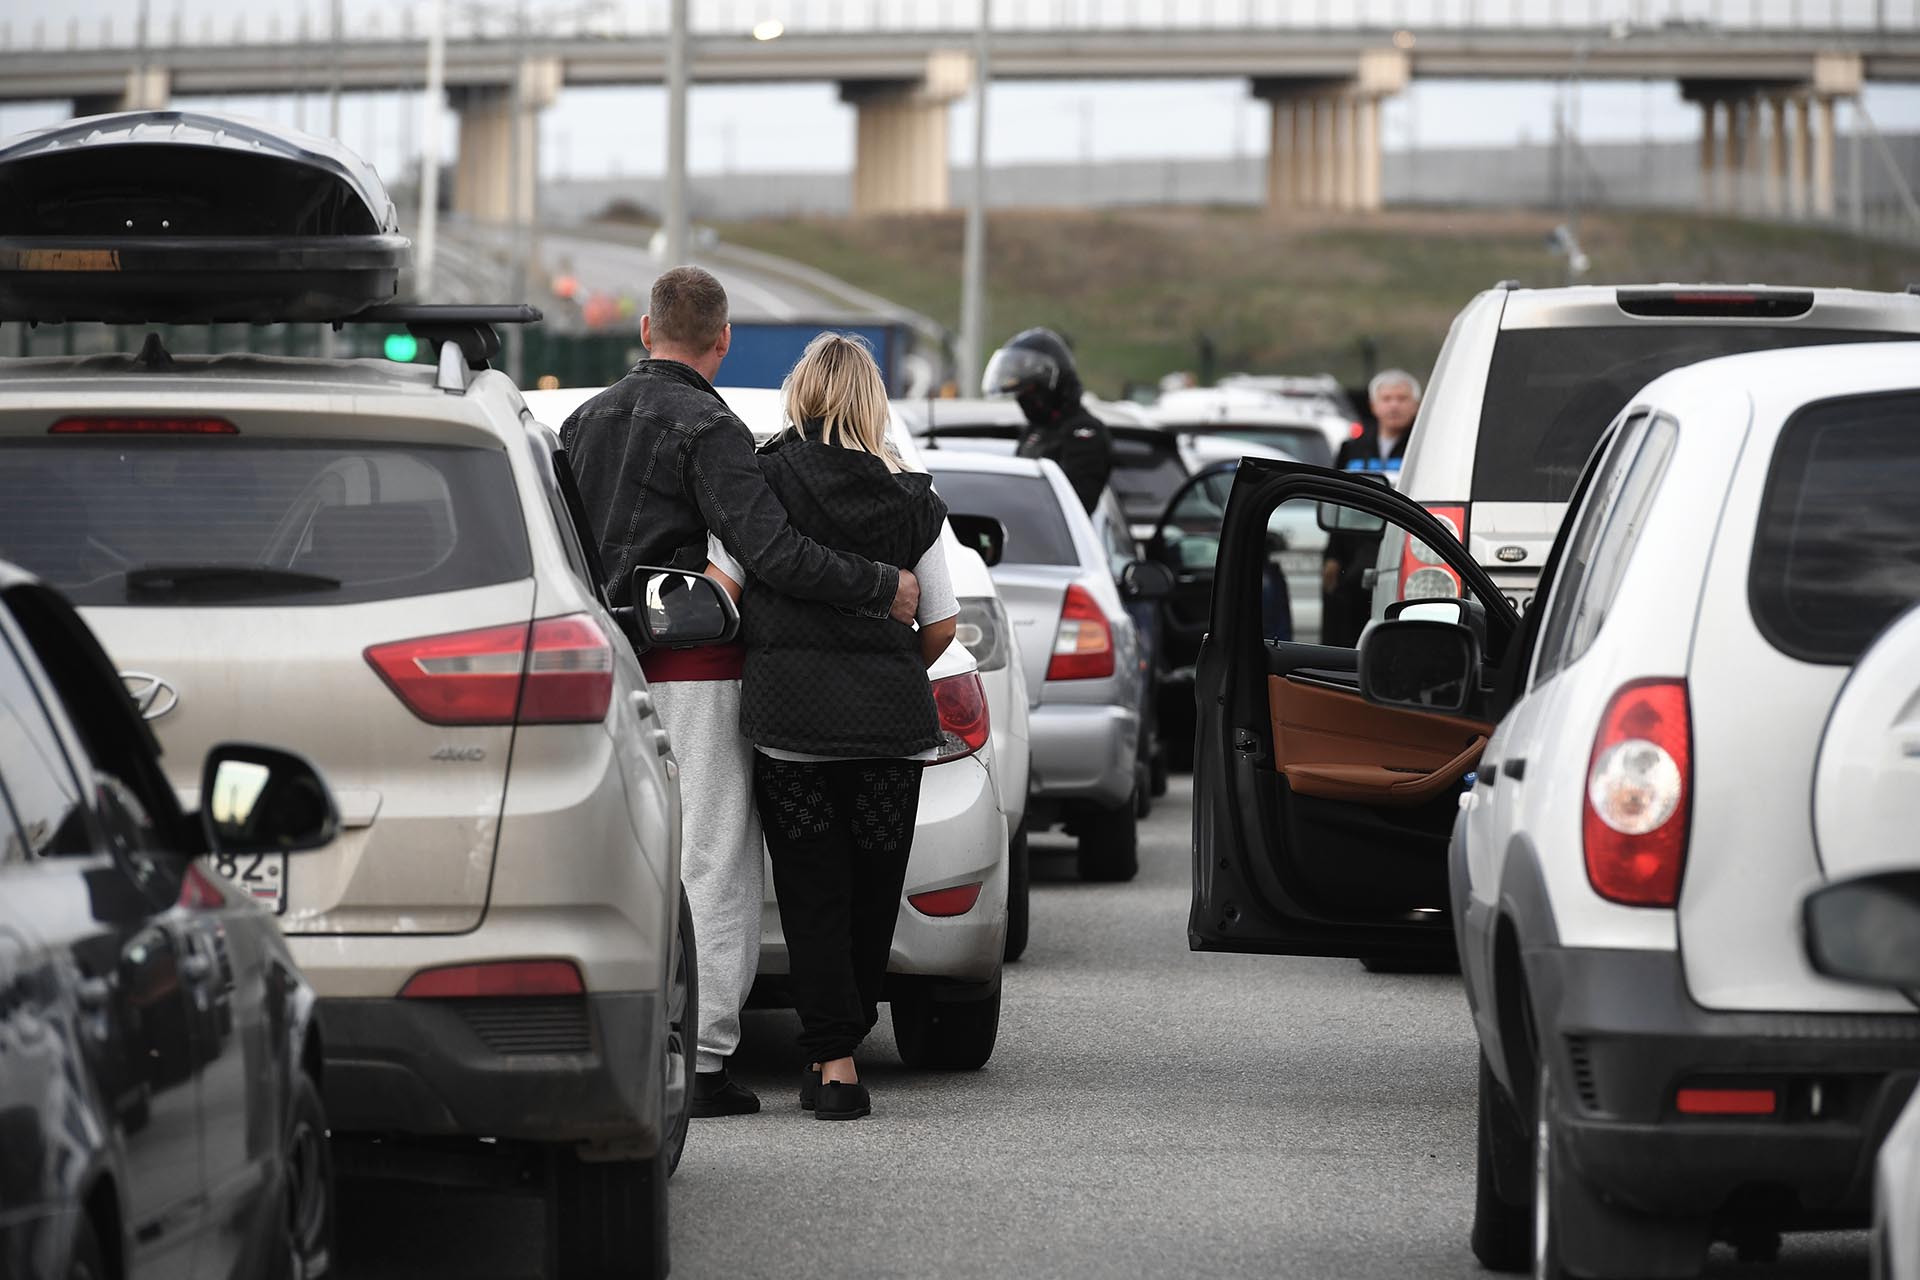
[1186,342,1920,1280]
[527,384,1018,1065]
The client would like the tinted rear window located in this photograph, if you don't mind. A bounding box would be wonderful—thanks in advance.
[1108,436,1187,525]
[1203,426,1334,469]
[1750,392,1920,665]
[929,470,1079,566]
[1474,326,1899,502]
[0,440,530,606]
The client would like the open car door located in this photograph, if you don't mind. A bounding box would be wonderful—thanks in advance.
[1189,460,1521,963]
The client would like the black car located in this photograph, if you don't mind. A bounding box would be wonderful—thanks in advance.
[0,562,339,1280]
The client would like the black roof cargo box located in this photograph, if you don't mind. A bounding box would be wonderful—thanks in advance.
[0,110,409,324]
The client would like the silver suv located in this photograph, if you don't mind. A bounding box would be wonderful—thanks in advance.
[1390,284,1920,614]
[0,342,716,1277]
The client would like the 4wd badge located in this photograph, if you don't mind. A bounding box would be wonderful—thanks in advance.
[432,745,487,762]
[1495,546,1527,563]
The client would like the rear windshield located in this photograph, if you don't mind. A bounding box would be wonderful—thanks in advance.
[0,440,530,607]
[1474,326,1900,502]
[1108,435,1187,525]
[929,470,1079,566]
[1750,392,1920,665]
[1201,425,1334,469]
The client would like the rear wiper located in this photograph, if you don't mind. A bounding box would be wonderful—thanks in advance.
[125,564,343,600]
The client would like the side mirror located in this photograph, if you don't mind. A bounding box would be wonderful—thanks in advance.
[1357,621,1479,715]
[948,513,1006,568]
[1121,558,1176,601]
[200,744,339,856]
[1387,596,1489,649]
[1318,501,1387,535]
[1804,871,1920,989]
[630,565,741,649]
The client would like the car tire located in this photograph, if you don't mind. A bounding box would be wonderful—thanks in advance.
[65,1213,106,1280]
[1471,1053,1531,1273]
[891,980,1001,1071]
[665,884,698,1176]
[275,1070,335,1280]
[1148,746,1169,798]
[1003,823,1031,964]
[1134,762,1153,819]
[547,1146,668,1280]
[1075,797,1139,883]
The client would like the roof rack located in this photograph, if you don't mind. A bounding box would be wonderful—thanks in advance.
[353,303,543,372]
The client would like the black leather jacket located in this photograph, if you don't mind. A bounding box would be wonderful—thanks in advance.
[560,359,897,615]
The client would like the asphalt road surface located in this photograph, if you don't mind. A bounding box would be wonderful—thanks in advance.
[336,777,1870,1279]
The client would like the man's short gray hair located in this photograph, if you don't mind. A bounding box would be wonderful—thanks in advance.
[1368,368,1422,402]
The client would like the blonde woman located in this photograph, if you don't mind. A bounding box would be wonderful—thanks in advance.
[705,333,956,1121]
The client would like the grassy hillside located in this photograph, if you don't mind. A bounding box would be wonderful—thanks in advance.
[719,207,1916,397]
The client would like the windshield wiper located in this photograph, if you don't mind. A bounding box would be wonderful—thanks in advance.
[125,564,343,600]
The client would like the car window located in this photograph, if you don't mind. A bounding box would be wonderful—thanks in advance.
[0,440,532,607]
[928,470,1079,566]
[1095,494,1136,578]
[1108,436,1189,526]
[1203,426,1334,469]
[1530,415,1647,686]
[1559,416,1678,668]
[1751,391,1920,665]
[1474,326,1900,503]
[0,630,91,859]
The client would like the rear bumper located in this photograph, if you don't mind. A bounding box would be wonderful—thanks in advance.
[1531,945,1920,1224]
[758,753,1006,986]
[317,991,664,1150]
[1028,701,1137,808]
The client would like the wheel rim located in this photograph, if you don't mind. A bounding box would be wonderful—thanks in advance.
[285,1111,328,1276]
[1532,1069,1552,1279]
[664,920,691,1131]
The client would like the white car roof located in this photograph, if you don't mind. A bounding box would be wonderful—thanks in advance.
[918,451,1048,478]
[1634,340,1920,428]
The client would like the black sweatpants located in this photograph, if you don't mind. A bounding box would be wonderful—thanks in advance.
[752,752,924,1065]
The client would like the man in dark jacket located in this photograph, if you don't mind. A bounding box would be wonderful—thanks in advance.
[984,327,1112,514]
[1321,368,1421,646]
[560,266,918,1118]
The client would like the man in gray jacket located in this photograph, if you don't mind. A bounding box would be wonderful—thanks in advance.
[563,267,918,1115]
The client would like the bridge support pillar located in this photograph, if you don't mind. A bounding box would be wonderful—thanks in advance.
[1255,50,1403,216]
[449,58,560,225]
[74,65,169,117]
[842,52,972,215]
[1686,54,1857,226]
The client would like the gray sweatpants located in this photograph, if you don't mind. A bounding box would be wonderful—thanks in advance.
[653,678,764,1074]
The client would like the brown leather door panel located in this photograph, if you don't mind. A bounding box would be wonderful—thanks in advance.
[1268,675,1491,808]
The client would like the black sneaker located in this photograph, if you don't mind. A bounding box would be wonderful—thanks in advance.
[691,1069,761,1118]
[799,1067,821,1112]
[814,1080,870,1122]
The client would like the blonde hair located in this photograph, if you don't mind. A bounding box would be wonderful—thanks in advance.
[783,332,894,464]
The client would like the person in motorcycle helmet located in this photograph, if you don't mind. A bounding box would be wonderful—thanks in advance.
[982,327,1112,514]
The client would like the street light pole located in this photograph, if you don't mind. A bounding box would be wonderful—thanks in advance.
[664,0,690,266]
[956,0,992,394]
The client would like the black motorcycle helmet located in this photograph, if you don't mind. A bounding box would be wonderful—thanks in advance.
[981,327,1082,422]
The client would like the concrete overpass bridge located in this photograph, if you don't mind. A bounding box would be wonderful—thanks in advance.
[4,3,1917,223]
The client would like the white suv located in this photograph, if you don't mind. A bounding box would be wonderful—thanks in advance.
[1388,283,1920,614]
[1185,342,1920,1279]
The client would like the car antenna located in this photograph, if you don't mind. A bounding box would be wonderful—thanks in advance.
[133,332,176,371]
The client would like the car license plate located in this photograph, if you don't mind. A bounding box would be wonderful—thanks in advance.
[213,851,288,915]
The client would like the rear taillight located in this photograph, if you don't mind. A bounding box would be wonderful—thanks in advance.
[400,960,584,998]
[908,883,983,917]
[953,597,1011,672]
[1046,584,1115,680]
[931,672,990,763]
[1396,503,1468,601]
[365,614,613,727]
[50,416,237,434]
[1583,679,1691,907]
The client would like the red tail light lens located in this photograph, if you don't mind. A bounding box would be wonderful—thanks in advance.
[365,614,612,726]
[51,416,237,434]
[1348,421,1365,439]
[366,621,527,725]
[1397,503,1467,601]
[908,882,984,917]
[1046,584,1115,680]
[400,960,584,998]
[931,671,990,763]
[1584,679,1691,907]
[519,615,615,724]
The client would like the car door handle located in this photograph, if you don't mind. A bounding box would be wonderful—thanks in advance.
[629,690,655,719]
[1503,758,1527,782]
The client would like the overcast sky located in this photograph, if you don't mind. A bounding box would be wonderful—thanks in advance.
[4,0,1917,182]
